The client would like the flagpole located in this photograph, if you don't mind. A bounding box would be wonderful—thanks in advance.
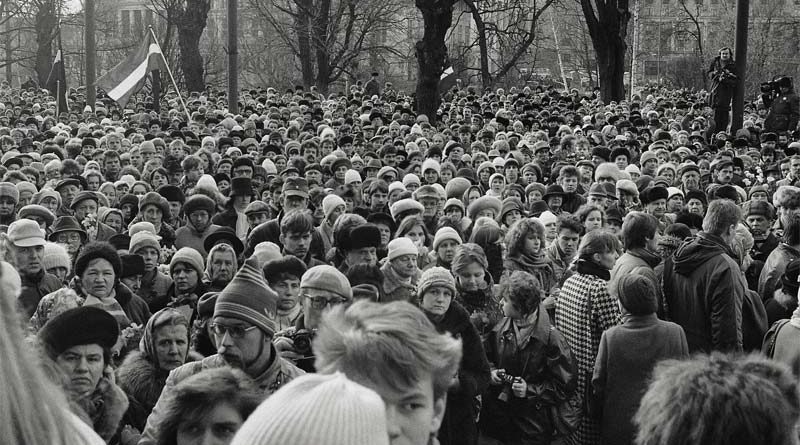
[148,26,191,122]
[56,80,60,116]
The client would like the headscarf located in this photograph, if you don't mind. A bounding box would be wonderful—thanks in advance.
[203,243,239,285]
[138,307,190,369]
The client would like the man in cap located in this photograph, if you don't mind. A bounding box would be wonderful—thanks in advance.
[139,257,304,444]
[55,177,81,216]
[9,219,62,317]
[642,186,671,234]
[338,223,382,273]
[175,194,221,258]
[274,265,353,372]
[70,190,117,241]
[245,177,325,259]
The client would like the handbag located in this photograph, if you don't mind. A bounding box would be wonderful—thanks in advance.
[545,325,581,437]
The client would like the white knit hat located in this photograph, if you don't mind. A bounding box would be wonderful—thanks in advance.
[344,169,362,185]
[388,181,406,196]
[387,237,419,262]
[322,194,346,219]
[403,174,421,187]
[42,242,71,274]
[539,210,558,226]
[230,372,389,445]
[421,158,440,175]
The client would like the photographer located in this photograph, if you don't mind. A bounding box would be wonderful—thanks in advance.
[480,271,576,444]
[762,76,800,133]
[274,265,352,372]
[707,47,737,133]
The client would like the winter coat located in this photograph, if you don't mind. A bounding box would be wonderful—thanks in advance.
[17,269,63,318]
[138,269,173,313]
[707,56,737,108]
[71,378,130,443]
[380,261,420,303]
[555,259,620,445]
[758,243,800,302]
[210,207,239,232]
[591,314,688,445]
[456,276,503,338]
[482,305,577,444]
[545,241,574,287]
[767,319,800,373]
[94,221,118,242]
[427,302,491,445]
[764,89,800,132]
[174,222,222,258]
[609,248,663,317]
[503,253,558,297]
[561,192,586,214]
[138,350,304,445]
[665,232,745,353]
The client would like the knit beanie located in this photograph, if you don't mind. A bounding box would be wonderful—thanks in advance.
[417,266,456,298]
[433,227,462,251]
[230,372,389,445]
[387,237,418,262]
[322,194,346,220]
[300,265,352,301]
[443,198,465,214]
[170,247,205,276]
[422,158,441,176]
[129,221,158,237]
[403,174,421,188]
[388,181,406,196]
[0,181,19,203]
[539,210,558,226]
[215,257,279,336]
[129,231,161,254]
[42,242,71,274]
[344,169,361,185]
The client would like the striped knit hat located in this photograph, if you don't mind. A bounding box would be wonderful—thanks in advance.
[230,372,389,445]
[214,257,279,336]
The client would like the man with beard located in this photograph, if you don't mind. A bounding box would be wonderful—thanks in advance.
[175,194,221,258]
[139,257,304,444]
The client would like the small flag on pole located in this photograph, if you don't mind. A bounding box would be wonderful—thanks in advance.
[97,33,168,108]
[45,35,68,115]
[440,66,454,80]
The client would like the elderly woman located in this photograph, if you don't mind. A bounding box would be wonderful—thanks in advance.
[481,271,576,444]
[151,368,262,445]
[395,214,433,270]
[31,242,152,331]
[38,306,130,442]
[417,267,490,445]
[555,230,621,445]
[380,237,421,303]
[202,243,238,293]
[117,308,198,433]
[452,243,502,338]
[503,218,557,298]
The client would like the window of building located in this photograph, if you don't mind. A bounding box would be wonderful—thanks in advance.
[121,10,130,36]
[133,10,143,36]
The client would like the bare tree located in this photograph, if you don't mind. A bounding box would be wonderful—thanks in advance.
[148,0,210,92]
[249,0,403,94]
[579,0,630,101]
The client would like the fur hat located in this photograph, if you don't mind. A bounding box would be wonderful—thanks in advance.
[120,254,145,278]
[445,177,472,199]
[0,181,18,202]
[641,186,669,205]
[75,242,122,278]
[417,266,456,298]
[390,198,424,221]
[467,196,502,220]
[183,194,216,216]
[595,162,622,182]
[341,224,381,251]
[230,372,389,445]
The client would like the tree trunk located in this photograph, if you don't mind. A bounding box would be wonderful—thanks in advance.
[177,0,210,92]
[463,0,490,89]
[295,0,315,88]
[314,0,331,93]
[594,33,627,102]
[415,0,454,124]
[35,2,57,86]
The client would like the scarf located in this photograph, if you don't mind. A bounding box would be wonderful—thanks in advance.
[576,258,611,281]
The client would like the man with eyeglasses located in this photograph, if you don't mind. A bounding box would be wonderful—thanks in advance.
[274,265,353,372]
[139,257,304,444]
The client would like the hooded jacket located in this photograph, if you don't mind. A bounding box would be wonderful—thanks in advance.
[609,248,664,317]
[665,232,745,352]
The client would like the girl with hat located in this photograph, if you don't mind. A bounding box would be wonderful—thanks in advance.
[38,307,130,442]
[417,266,490,445]
[451,243,502,339]
[396,214,433,270]
[133,192,176,248]
[212,177,254,242]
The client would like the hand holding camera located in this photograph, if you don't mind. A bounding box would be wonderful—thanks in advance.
[494,370,527,401]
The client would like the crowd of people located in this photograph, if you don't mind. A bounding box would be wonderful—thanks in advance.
[1,72,800,445]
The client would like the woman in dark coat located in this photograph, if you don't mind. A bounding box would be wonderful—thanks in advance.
[481,270,577,445]
[417,267,490,445]
[591,275,688,445]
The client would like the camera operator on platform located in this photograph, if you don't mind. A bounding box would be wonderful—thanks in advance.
[274,265,353,372]
[707,47,737,133]
[762,76,800,133]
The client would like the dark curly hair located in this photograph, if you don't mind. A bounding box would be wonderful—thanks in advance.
[498,270,542,315]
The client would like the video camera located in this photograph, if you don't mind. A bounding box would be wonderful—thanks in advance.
[761,76,793,95]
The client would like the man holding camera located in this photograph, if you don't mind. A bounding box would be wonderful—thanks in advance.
[274,265,353,372]
[707,47,737,134]
[763,76,800,133]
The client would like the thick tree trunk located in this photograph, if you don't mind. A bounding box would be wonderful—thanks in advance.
[314,0,331,93]
[177,0,210,92]
[594,34,627,102]
[35,3,57,86]
[415,0,454,124]
[295,0,315,88]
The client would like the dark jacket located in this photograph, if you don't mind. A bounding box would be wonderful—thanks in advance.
[707,56,737,108]
[427,302,491,445]
[244,211,325,260]
[591,314,688,445]
[211,206,239,231]
[481,305,577,443]
[665,232,745,352]
[116,283,152,326]
[17,269,63,318]
[764,89,800,133]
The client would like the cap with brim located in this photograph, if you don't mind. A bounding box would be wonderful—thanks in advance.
[55,178,80,191]
[48,216,88,242]
[7,219,46,247]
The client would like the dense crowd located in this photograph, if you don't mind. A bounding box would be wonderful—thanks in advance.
[1,71,800,445]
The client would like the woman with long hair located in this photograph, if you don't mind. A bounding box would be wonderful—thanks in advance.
[0,261,106,444]
[555,230,622,445]
[504,218,558,298]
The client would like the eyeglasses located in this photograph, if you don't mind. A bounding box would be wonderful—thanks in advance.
[209,323,258,339]
[303,295,349,310]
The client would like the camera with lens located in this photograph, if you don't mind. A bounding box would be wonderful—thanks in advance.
[287,328,317,356]
[496,370,521,402]
[761,76,792,95]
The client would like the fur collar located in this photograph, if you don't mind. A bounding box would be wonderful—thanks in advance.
[116,351,168,411]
